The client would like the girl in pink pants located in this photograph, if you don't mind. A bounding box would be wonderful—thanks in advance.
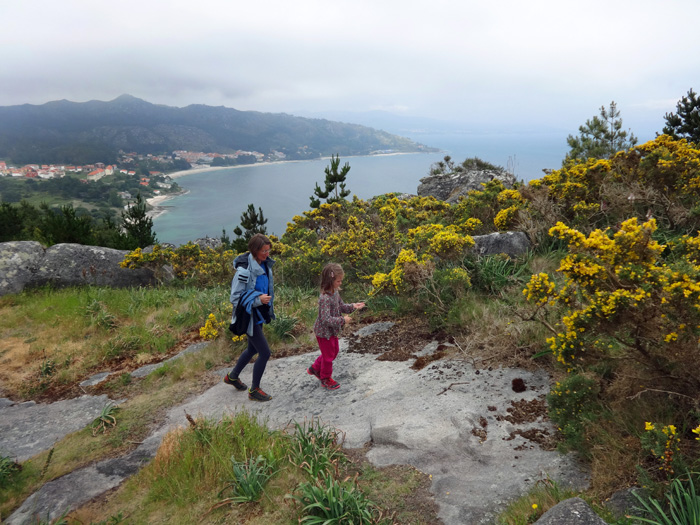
[308,263,365,389]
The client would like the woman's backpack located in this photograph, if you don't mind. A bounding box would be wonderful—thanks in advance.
[229,296,251,336]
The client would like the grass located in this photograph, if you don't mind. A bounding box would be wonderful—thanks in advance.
[0,330,241,519]
[0,361,218,518]
[289,474,389,524]
[1,282,438,524]
[496,478,578,524]
[350,461,436,524]
[72,413,425,524]
[0,284,224,400]
[0,455,21,489]
[630,471,700,524]
[91,403,120,436]
[221,454,278,503]
[464,252,534,296]
[288,418,346,479]
[3,246,697,524]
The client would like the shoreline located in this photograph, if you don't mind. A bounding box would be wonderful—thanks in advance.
[151,150,435,223]
[165,151,430,180]
[146,190,189,220]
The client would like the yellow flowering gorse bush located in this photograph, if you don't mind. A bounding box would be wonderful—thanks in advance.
[523,217,700,394]
[641,422,683,477]
[120,243,236,287]
[520,135,700,235]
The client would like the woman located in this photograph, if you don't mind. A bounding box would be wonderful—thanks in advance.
[223,233,275,401]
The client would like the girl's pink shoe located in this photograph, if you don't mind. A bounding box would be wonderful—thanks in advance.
[321,377,340,390]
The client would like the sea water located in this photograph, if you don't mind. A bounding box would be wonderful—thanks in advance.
[152,131,568,245]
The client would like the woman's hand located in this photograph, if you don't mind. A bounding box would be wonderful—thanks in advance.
[260,294,272,305]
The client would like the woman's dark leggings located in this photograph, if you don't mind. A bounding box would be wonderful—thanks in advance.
[229,323,270,389]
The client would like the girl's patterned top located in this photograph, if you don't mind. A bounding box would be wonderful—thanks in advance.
[313,291,355,339]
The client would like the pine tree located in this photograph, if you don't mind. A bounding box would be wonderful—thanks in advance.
[663,88,700,144]
[121,193,157,249]
[309,154,351,208]
[231,203,268,252]
[37,203,94,246]
[565,101,637,162]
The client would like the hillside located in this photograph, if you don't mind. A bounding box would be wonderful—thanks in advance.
[2,135,700,524]
[0,95,435,165]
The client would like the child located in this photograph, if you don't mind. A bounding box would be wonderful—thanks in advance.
[308,263,365,389]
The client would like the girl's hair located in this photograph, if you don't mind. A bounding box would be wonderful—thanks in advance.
[320,263,344,294]
[248,233,271,257]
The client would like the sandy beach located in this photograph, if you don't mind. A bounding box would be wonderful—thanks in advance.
[146,190,189,219]
[165,165,232,179]
[165,152,419,179]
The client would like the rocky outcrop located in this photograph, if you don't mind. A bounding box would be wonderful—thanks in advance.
[604,487,647,521]
[534,498,607,524]
[0,241,46,296]
[192,236,222,250]
[472,231,531,257]
[418,167,516,204]
[0,241,157,296]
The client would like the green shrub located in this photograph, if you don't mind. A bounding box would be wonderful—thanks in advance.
[271,313,299,340]
[219,454,277,503]
[289,475,388,524]
[546,374,601,454]
[632,471,700,524]
[464,253,532,295]
[0,455,21,489]
[289,419,345,479]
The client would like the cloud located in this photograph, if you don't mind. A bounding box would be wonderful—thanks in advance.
[1,0,699,135]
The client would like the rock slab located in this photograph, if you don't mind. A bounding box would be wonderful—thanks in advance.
[0,241,157,296]
[0,395,116,462]
[164,347,589,524]
[534,497,607,524]
[6,333,589,525]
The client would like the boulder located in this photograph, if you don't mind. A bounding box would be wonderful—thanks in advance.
[0,241,45,296]
[418,168,516,204]
[605,487,647,521]
[192,237,222,250]
[0,241,158,296]
[36,244,156,289]
[472,231,531,257]
[534,498,606,525]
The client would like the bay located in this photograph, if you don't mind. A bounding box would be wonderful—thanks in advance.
[152,131,568,245]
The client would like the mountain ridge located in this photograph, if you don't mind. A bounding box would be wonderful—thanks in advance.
[0,95,436,165]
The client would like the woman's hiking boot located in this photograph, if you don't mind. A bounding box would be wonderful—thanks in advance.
[321,377,340,390]
[248,387,272,402]
[223,374,246,391]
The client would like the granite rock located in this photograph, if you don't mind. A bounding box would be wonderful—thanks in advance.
[0,241,158,296]
[418,167,516,204]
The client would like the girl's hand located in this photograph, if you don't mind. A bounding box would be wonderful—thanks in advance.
[260,294,272,305]
[353,302,366,310]
[343,315,352,324]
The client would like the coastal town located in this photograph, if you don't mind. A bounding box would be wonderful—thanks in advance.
[0,149,269,180]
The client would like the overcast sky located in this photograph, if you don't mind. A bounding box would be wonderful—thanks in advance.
[3,0,699,139]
